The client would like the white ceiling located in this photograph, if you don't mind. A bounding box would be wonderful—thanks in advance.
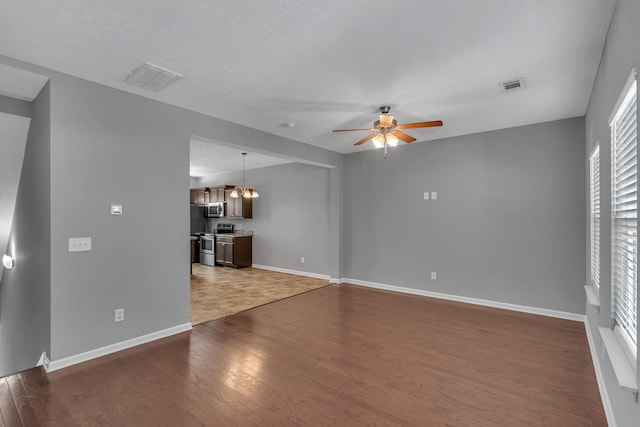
[190,140,292,177]
[0,0,615,157]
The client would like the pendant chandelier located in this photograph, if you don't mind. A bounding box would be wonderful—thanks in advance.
[230,152,259,199]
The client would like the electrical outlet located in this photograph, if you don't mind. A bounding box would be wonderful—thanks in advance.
[430,272,437,280]
[69,237,92,252]
[114,308,124,322]
[300,256,305,264]
[431,191,438,200]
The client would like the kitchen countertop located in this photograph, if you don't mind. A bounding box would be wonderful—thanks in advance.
[190,231,253,239]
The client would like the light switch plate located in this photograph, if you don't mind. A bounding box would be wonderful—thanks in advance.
[431,192,438,200]
[424,192,430,200]
[110,204,123,215]
[69,237,92,252]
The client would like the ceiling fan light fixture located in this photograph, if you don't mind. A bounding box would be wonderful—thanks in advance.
[332,106,443,156]
[379,114,394,127]
[372,134,385,148]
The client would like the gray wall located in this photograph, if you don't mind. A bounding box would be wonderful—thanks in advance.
[344,118,587,314]
[197,162,331,276]
[0,94,32,118]
[48,74,192,359]
[0,83,51,376]
[0,53,342,364]
[584,0,640,424]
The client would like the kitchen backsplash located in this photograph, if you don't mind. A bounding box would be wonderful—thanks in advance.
[190,205,207,234]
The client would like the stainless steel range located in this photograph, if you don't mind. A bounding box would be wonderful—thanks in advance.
[199,235,215,266]
[199,224,234,267]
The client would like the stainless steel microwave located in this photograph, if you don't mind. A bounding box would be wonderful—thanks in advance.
[206,202,224,218]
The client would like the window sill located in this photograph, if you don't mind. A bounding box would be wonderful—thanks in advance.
[584,285,600,307]
[599,327,638,393]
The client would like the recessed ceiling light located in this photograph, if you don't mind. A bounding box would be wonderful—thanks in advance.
[281,122,296,128]
[124,62,183,92]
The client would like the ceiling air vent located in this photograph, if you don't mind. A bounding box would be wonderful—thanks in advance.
[500,78,525,92]
[124,62,182,92]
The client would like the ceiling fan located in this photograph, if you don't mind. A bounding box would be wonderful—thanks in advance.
[332,106,443,156]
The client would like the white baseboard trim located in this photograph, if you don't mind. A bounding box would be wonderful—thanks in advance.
[45,322,193,373]
[342,278,585,322]
[252,264,331,281]
[585,320,616,427]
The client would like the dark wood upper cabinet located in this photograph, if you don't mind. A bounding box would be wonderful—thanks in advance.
[224,189,253,219]
[190,188,209,206]
[207,187,226,203]
[190,186,253,219]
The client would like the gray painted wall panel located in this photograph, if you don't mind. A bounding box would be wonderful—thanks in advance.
[344,118,586,314]
[49,75,192,359]
[584,0,640,424]
[0,83,51,376]
[0,94,32,118]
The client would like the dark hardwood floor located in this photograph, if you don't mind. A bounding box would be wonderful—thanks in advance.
[1,284,606,426]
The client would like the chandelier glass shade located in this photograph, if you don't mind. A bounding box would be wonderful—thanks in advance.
[230,152,259,199]
[372,132,399,148]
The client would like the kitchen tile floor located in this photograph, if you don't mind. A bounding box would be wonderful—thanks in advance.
[190,263,331,325]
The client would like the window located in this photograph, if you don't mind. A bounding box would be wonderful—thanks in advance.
[610,70,638,364]
[590,145,601,293]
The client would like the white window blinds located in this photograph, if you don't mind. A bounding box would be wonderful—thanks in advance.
[611,73,638,362]
[590,145,601,292]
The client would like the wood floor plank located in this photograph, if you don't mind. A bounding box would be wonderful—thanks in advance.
[0,379,21,427]
[18,369,76,427]
[5,376,38,427]
[0,283,607,426]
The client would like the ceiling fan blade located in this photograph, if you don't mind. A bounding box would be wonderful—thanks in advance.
[392,131,416,143]
[353,133,377,146]
[333,128,374,132]
[395,120,443,130]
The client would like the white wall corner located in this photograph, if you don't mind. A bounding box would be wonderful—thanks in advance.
[36,351,50,370]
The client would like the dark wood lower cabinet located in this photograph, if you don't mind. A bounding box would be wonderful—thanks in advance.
[215,235,252,268]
